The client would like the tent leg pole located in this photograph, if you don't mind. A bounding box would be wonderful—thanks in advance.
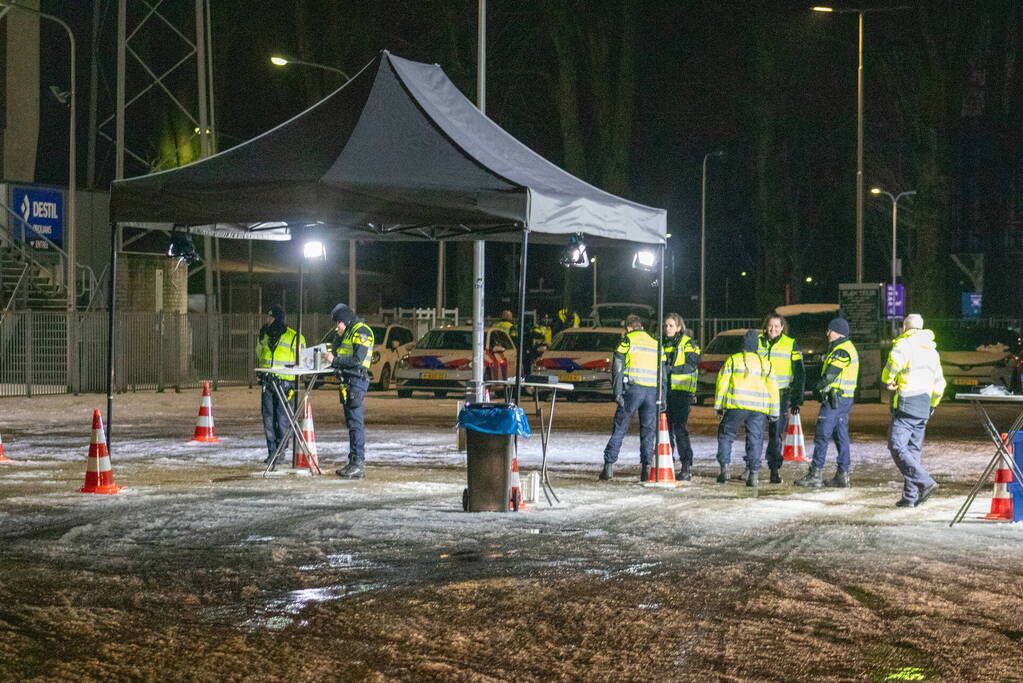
[105,222,118,448]
[656,244,665,412]
[472,241,485,402]
[515,230,529,405]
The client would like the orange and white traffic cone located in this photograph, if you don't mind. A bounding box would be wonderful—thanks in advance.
[80,410,122,494]
[509,452,530,510]
[0,430,12,463]
[644,412,679,488]
[188,381,220,443]
[782,413,809,462]
[984,436,1014,520]
[292,402,320,474]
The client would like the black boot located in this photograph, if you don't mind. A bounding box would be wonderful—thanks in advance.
[716,465,729,484]
[825,470,850,488]
[736,467,750,482]
[794,466,822,488]
[679,468,693,482]
[598,463,614,481]
[640,464,651,482]
[336,461,365,479]
[769,468,782,484]
[746,469,758,488]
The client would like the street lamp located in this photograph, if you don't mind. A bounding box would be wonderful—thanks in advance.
[268,55,351,79]
[870,187,916,289]
[700,150,725,346]
[812,5,910,284]
[0,2,76,311]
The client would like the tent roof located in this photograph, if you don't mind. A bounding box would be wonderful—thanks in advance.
[110,51,665,246]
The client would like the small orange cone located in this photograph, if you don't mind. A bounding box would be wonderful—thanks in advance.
[783,413,808,462]
[293,402,320,473]
[188,381,220,443]
[984,435,1014,520]
[0,430,12,463]
[644,412,679,488]
[80,410,122,494]
[509,452,530,510]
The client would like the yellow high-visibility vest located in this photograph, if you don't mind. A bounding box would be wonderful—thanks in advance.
[668,335,700,392]
[257,327,304,381]
[758,333,801,389]
[714,351,779,416]
[617,329,660,388]
[823,339,859,396]
[335,321,375,370]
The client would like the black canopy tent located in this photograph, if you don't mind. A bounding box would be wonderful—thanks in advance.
[107,51,667,443]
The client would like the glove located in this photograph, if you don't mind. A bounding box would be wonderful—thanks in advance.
[768,414,779,424]
[790,406,800,415]
[716,409,724,419]
[614,393,625,408]
[690,393,699,405]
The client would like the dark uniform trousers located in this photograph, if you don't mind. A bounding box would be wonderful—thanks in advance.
[888,410,936,503]
[666,390,695,470]
[261,377,295,460]
[342,376,370,464]
[810,396,854,472]
[603,384,657,467]
[716,409,767,471]
[764,387,790,471]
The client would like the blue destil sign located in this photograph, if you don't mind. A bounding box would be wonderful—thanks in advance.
[11,185,64,248]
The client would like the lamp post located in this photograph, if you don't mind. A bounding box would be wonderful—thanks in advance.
[700,150,725,346]
[0,2,76,311]
[870,187,916,288]
[270,55,355,308]
[812,5,910,283]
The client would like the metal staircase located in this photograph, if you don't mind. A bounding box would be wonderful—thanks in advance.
[1,245,68,312]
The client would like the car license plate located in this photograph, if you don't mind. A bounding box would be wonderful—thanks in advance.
[953,377,978,386]
[561,373,582,382]
[422,371,447,380]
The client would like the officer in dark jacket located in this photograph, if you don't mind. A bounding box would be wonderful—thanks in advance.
[324,303,375,479]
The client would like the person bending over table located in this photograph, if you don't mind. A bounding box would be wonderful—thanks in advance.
[324,303,375,479]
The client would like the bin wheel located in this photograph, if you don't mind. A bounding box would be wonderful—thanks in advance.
[462,488,469,512]
[510,488,520,512]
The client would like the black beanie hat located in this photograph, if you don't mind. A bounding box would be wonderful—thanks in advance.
[331,303,356,324]
[742,328,760,353]
[827,318,850,337]
[267,304,285,323]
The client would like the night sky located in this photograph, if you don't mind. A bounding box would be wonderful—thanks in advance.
[29,1,1019,318]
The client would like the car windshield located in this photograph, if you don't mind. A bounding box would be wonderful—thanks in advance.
[416,329,472,350]
[550,332,622,352]
[705,334,744,355]
[371,326,387,342]
[932,327,1021,353]
[594,305,651,324]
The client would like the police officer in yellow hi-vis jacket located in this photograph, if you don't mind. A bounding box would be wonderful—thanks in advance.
[663,313,701,480]
[599,315,663,482]
[795,317,859,488]
[324,303,375,479]
[256,304,305,463]
[758,314,805,483]
[882,313,945,507]
[714,329,779,487]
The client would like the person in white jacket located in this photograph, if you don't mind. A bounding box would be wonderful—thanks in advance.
[882,313,947,507]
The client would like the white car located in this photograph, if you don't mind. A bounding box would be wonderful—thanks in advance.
[395,326,517,398]
[320,323,416,390]
[531,327,624,398]
[589,302,654,328]
[933,326,1023,397]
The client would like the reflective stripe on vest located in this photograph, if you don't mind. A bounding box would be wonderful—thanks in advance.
[669,335,700,392]
[337,321,375,370]
[715,351,778,415]
[824,339,859,396]
[758,334,800,389]
[621,330,659,387]
[257,328,302,380]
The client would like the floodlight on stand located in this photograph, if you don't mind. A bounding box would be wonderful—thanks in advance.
[303,240,326,260]
[632,249,657,271]
[166,227,200,266]
[560,234,590,268]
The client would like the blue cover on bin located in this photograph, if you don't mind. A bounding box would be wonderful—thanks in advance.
[458,403,531,436]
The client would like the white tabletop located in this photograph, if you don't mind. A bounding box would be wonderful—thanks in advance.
[254,366,334,377]
[486,378,575,391]
[955,393,1023,403]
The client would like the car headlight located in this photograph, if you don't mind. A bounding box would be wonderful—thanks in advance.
[397,354,410,369]
[372,351,381,364]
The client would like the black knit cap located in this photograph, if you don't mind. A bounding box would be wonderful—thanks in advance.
[742,328,759,353]
[827,318,850,337]
[331,303,356,324]
[267,304,285,322]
